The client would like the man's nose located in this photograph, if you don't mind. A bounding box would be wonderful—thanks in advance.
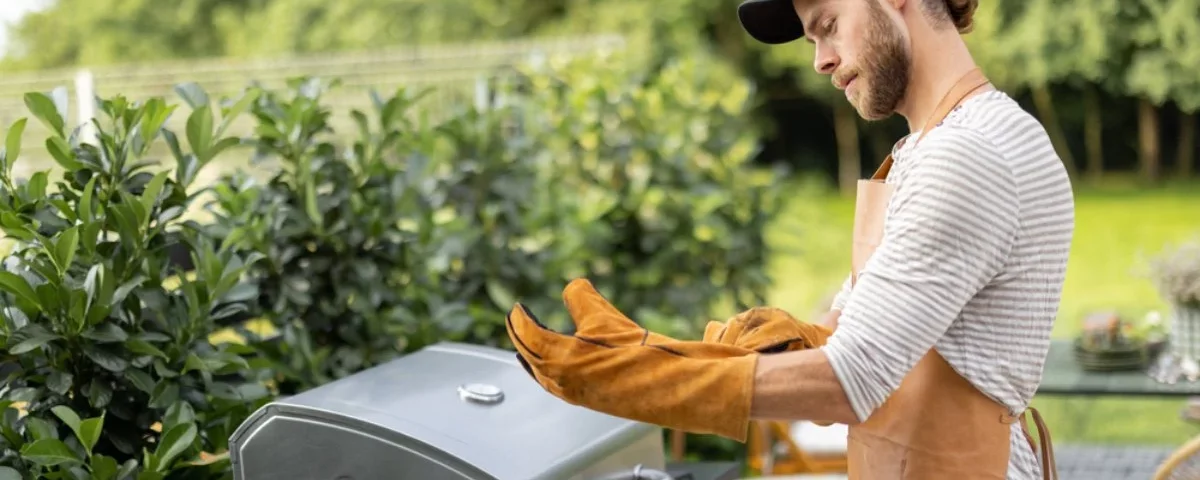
[814,44,839,75]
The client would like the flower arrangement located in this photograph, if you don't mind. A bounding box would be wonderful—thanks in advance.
[1143,237,1200,365]
[1145,237,1200,308]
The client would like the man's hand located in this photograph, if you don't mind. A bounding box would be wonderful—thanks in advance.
[704,307,833,353]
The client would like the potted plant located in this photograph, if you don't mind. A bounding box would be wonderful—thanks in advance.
[1146,237,1200,362]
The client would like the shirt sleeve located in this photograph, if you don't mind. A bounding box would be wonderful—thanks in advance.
[829,274,853,311]
[820,127,1020,423]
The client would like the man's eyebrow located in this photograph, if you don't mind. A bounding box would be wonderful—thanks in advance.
[803,8,829,40]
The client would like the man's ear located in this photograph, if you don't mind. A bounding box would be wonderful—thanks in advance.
[886,0,906,10]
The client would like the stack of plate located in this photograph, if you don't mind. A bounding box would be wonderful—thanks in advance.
[1073,339,1147,372]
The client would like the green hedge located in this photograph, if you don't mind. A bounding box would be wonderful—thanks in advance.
[0,90,270,479]
[0,50,787,477]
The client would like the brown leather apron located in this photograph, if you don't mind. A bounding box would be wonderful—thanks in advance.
[846,68,1058,480]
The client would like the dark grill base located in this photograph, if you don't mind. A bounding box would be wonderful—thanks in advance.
[664,462,742,480]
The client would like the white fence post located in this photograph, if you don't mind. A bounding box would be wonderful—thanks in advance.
[74,69,96,145]
[475,74,490,111]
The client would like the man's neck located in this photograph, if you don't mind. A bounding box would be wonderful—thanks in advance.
[895,30,981,133]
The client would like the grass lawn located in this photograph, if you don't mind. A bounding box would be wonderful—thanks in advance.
[764,174,1200,446]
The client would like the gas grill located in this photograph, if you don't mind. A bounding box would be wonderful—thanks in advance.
[228,341,741,480]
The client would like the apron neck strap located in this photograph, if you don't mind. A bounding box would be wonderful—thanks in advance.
[869,67,992,180]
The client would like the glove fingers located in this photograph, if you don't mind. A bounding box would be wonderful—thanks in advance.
[741,314,833,352]
[732,307,774,331]
[514,352,567,398]
[505,304,572,397]
[719,311,756,344]
[562,278,638,333]
[505,303,564,365]
[703,320,727,343]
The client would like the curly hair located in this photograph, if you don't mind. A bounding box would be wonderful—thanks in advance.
[925,0,979,33]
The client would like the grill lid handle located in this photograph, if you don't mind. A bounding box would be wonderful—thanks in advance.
[457,383,504,405]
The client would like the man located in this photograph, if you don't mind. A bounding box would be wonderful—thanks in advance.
[505,0,1074,478]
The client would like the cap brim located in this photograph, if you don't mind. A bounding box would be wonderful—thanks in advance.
[738,0,806,45]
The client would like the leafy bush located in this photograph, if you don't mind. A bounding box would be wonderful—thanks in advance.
[205,49,786,395]
[204,79,430,394]
[204,77,594,394]
[0,87,269,478]
[506,51,790,338]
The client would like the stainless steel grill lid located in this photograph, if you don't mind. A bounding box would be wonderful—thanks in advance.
[229,342,666,480]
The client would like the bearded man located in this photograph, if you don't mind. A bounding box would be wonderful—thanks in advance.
[505,0,1074,478]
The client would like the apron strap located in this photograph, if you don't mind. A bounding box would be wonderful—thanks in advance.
[869,67,993,181]
[1018,407,1059,480]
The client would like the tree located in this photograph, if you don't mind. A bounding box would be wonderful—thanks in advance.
[1126,0,1200,179]
[0,0,569,71]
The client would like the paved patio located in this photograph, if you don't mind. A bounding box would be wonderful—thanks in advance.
[1055,444,1177,480]
[738,443,1180,480]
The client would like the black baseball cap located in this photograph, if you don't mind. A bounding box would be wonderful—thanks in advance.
[738,0,806,44]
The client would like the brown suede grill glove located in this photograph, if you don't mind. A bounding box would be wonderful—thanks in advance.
[561,278,679,346]
[704,307,833,353]
[505,301,758,442]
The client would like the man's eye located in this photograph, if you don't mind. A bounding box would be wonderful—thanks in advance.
[826,19,836,34]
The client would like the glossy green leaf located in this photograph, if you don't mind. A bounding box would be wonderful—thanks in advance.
[125,339,167,360]
[8,324,59,355]
[116,459,138,480]
[186,106,213,162]
[51,226,80,276]
[24,416,56,441]
[152,422,196,472]
[124,369,155,395]
[173,83,209,111]
[51,405,81,440]
[78,414,104,456]
[20,438,81,467]
[0,271,40,310]
[89,455,119,480]
[26,171,48,200]
[23,93,64,137]
[45,136,80,170]
[83,345,129,372]
[3,118,25,169]
[47,371,73,395]
[78,175,98,222]
[139,171,168,217]
[82,324,127,343]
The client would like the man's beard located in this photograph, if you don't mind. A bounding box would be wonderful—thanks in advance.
[850,0,911,120]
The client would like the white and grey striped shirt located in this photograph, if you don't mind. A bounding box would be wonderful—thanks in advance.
[822,90,1075,479]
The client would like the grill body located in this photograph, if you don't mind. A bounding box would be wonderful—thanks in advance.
[229,342,668,480]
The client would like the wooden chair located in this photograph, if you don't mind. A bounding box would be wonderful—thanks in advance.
[746,420,849,475]
[1154,434,1200,480]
